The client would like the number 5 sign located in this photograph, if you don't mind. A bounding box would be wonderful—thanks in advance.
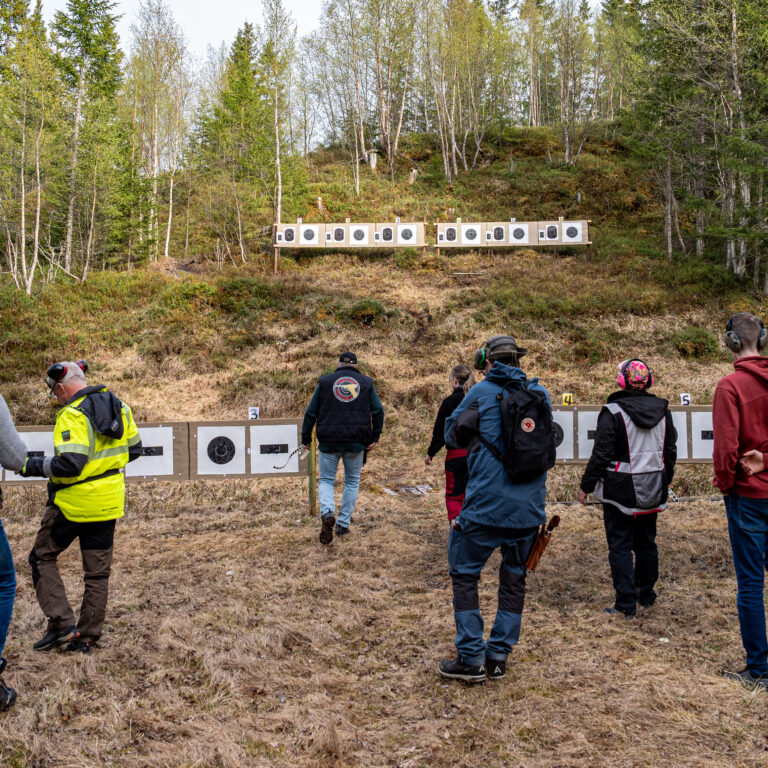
[680,393,691,406]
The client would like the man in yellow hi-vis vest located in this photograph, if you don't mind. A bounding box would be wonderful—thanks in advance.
[20,361,142,653]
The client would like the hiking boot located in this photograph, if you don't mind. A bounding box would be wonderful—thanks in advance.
[63,639,94,654]
[319,514,335,545]
[486,659,506,680]
[723,668,768,690]
[33,626,79,651]
[0,658,16,712]
[438,656,486,684]
[603,607,636,619]
[334,524,349,538]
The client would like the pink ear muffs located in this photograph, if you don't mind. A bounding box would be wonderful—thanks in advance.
[617,359,653,390]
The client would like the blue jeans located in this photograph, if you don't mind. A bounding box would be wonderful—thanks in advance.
[0,518,16,658]
[318,450,364,528]
[725,494,768,674]
[448,520,538,666]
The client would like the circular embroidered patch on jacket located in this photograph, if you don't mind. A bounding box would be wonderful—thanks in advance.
[333,377,360,402]
[521,418,535,432]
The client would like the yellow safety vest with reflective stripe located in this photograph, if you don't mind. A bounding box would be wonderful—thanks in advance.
[50,390,140,523]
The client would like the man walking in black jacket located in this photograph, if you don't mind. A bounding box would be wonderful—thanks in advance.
[579,359,677,618]
[302,352,384,544]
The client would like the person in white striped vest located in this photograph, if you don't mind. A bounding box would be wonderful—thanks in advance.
[578,359,677,618]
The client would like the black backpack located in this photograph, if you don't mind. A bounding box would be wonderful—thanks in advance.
[476,382,556,483]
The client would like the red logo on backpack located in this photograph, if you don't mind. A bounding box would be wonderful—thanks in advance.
[521,418,535,432]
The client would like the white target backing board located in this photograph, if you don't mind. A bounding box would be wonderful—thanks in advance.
[193,423,247,477]
[485,223,510,245]
[325,223,348,246]
[670,410,689,461]
[460,223,483,246]
[538,221,562,244]
[396,222,425,246]
[250,421,304,476]
[510,222,538,246]
[374,223,396,245]
[299,223,324,247]
[691,410,714,461]
[1,427,54,484]
[347,223,373,246]
[551,408,575,461]
[125,423,189,483]
[191,419,306,480]
[436,223,459,245]
[562,220,589,244]
[274,223,297,245]
[576,409,601,462]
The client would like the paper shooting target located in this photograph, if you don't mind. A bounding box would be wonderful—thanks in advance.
[349,224,369,245]
[551,409,575,461]
[250,424,300,474]
[299,224,320,245]
[691,411,714,460]
[445,226,457,243]
[562,221,584,243]
[124,425,177,479]
[195,425,246,476]
[510,223,534,245]
[382,226,394,242]
[460,224,482,246]
[671,411,689,460]
[397,224,414,245]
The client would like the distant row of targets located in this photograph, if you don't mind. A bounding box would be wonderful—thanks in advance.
[436,220,587,247]
[274,221,426,248]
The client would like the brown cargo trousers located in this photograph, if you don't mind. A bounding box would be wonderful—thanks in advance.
[29,505,116,642]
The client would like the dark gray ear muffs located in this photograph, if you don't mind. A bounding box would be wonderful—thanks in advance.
[725,317,767,352]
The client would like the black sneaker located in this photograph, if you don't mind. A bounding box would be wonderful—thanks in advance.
[32,626,79,651]
[723,668,768,690]
[438,656,486,684]
[603,607,636,619]
[0,658,16,712]
[334,524,349,538]
[63,639,94,654]
[486,659,506,680]
[319,514,335,545]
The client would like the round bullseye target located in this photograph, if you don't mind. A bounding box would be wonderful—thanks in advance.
[566,226,578,239]
[400,228,413,240]
[303,229,316,241]
[207,436,236,465]
[353,229,365,241]
[465,228,478,241]
[512,227,525,240]
[546,225,558,239]
[552,422,564,447]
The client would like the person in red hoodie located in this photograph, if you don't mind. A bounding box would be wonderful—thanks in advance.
[713,312,768,690]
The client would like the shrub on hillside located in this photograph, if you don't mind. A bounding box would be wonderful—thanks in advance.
[672,327,719,359]
[341,298,386,326]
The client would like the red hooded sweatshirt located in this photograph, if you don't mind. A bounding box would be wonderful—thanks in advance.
[713,356,768,496]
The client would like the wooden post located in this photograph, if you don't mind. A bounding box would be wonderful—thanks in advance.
[308,427,318,516]
[585,219,592,263]
[422,219,427,257]
[435,219,440,256]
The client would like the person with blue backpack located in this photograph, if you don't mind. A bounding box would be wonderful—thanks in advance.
[440,335,554,683]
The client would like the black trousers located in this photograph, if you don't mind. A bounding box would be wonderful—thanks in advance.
[603,504,658,615]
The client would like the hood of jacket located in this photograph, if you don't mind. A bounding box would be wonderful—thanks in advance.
[484,361,539,389]
[67,386,125,439]
[606,388,668,428]
[733,356,768,385]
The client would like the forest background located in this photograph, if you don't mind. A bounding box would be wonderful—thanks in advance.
[0,0,766,294]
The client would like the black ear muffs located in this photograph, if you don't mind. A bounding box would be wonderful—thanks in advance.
[46,363,67,388]
[725,317,767,353]
[473,346,487,370]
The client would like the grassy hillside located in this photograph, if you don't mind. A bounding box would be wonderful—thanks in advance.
[1,132,767,766]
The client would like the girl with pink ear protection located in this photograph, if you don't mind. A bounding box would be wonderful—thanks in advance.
[617,359,654,390]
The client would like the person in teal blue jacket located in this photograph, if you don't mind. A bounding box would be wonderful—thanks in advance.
[440,335,550,684]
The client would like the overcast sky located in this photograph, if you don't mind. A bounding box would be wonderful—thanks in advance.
[41,0,323,59]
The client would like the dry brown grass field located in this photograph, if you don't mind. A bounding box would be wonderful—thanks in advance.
[1,248,766,767]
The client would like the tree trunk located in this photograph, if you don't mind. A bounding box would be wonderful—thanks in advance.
[63,75,83,273]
